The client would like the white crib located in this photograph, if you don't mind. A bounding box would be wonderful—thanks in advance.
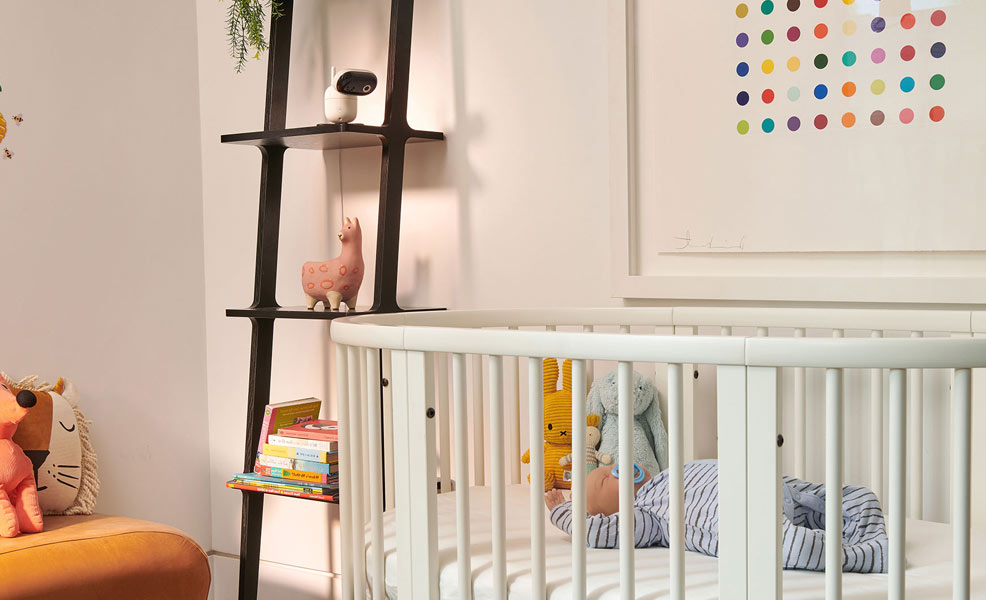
[330,307,986,599]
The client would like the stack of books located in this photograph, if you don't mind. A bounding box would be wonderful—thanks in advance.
[226,398,340,502]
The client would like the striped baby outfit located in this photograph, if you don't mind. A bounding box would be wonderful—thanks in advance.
[548,459,888,573]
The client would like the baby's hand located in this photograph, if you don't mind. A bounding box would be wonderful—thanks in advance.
[544,489,566,510]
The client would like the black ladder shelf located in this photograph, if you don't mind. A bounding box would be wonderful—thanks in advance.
[222,1,443,598]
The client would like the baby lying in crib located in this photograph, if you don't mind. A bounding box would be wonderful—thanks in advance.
[545,459,888,573]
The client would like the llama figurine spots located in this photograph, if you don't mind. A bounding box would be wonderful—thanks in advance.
[302,217,365,311]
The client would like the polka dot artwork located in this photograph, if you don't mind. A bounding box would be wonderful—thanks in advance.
[730,4,948,134]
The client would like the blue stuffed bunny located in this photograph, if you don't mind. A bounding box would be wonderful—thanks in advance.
[586,370,668,476]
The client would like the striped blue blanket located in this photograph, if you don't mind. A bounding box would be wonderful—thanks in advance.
[549,459,888,573]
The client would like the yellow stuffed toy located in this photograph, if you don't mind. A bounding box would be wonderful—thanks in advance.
[522,358,574,491]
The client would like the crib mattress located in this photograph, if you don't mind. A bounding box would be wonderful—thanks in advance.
[367,484,986,599]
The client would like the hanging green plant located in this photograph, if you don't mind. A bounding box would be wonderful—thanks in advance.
[225,0,283,73]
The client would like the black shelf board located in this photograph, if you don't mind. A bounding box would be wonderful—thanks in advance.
[221,123,444,150]
[226,306,445,320]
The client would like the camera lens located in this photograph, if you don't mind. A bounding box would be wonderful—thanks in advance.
[363,84,372,93]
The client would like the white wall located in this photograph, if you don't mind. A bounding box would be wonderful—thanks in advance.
[196,0,614,596]
[0,1,211,546]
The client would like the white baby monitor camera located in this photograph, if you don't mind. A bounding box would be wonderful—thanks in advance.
[324,67,378,124]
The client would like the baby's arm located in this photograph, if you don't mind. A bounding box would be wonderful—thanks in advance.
[549,501,666,549]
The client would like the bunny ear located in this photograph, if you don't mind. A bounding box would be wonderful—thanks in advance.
[586,414,600,428]
[542,358,559,396]
[642,393,669,472]
[561,359,573,392]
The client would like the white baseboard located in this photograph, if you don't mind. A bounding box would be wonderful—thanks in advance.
[209,553,342,600]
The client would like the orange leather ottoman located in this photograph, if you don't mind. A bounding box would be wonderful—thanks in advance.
[0,513,210,600]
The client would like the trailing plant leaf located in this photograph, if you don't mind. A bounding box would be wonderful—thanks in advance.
[225,0,283,73]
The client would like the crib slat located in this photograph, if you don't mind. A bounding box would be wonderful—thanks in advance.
[826,368,843,600]
[383,350,396,511]
[437,353,452,493]
[348,346,367,600]
[583,325,594,387]
[618,361,635,600]
[472,354,486,486]
[794,328,807,480]
[571,359,588,600]
[953,368,972,600]
[668,363,685,600]
[717,365,748,600]
[889,368,907,600]
[528,358,546,599]
[508,344,521,485]
[365,348,386,600]
[674,325,698,462]
[909,331,924,520]
[489,355,507,599]
[452,354,473,600]
[748,366,782,600]
[335,344,354,600]
[870,331,884,502]
[359,348,370,519]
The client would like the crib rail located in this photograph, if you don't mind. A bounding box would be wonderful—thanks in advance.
[330,308,986,600]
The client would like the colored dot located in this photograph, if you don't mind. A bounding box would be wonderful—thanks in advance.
[788,86,801,101]
[900,45,915,61]
[842,112,856,128]
[762,29,775,45]
[814,53,828,69]
[870,110,885,126]
[814,114,828,129]
[871,79,886,95]
[899,108,914,124]
[842,81,856,97]
[762,89,775,104]
[871,17,886,33]
[901,13,916,29]
[788,0,801,10]
[738,120,751,134]
[871,48,886,64]
[814,84,829,99]
[737,33,750,48]
[814,0,827,6]
[762,0,774,15]
[762,59,775,74]
[788,26,802,42]
[814,23,828,39]
[900,77,915,93]
[930,106,945,122]
[842,51,857,66]
[788,116,801,131]
[931,10,946,26]
[737,62,750,76]
[930,74,946,90]
[843,20,857,35]
[787,56,801,71]
[737,3,750,17]
[843,0,854,4]
[737,91,751,106]
[931,42,946,58]
[762,118,776,133]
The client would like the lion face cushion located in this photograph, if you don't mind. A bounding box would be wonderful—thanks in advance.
[4,375,99,515]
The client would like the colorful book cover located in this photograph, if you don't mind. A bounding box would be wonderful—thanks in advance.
[255,453,339,474]
[262,443,336,463]
[266,434,338,453]
[255,398,322,455]
[233,477,330,495]
[233,472,337,492]
[227,481,336,502]
[277,419,338,441]
[255,453,292,469]
[254,464,334,485]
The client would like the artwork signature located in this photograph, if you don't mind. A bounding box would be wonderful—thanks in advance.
[674,230,746,251]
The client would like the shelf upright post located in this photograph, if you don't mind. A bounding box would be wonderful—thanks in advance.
[372,0,415,313]
[238,2,294,600]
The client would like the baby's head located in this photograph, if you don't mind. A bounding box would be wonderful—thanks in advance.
[585,463,651,515]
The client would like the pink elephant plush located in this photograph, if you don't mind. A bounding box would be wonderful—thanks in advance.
[0,378,43,537]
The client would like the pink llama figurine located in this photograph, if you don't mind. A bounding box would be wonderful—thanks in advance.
[302,217,365,311]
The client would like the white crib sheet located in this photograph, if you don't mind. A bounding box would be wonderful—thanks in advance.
[368,485,986,599]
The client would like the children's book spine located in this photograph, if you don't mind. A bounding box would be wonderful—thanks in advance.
[255,453,293,469]
[266,435,338,453]
[233,472,337,492]
[292,459,339,475]
[226,481,335,502]
[232,476,331,495]
[262,443,336,463]
[276,429,339,442]
[255,406,276,454]
[255,464,332,485]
